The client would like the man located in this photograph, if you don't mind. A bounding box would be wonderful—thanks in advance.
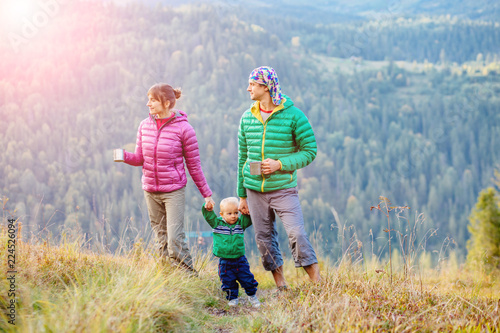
[237,66,321,289]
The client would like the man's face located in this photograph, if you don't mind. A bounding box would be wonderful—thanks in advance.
[247,80,268,101]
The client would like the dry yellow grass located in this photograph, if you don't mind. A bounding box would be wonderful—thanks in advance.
[1,227,499,332]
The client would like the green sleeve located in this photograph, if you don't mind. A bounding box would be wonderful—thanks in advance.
[279,109,317,172]
[202,203,219,228]
[237,113,248,198]
[240,214,252,230]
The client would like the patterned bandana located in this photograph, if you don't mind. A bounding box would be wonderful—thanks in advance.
[249,66,283,106]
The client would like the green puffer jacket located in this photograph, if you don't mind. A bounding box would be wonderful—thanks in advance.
[237,95,317,198]
[202,204,252,259]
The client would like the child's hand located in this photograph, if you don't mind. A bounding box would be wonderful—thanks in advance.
[204,196,215,211]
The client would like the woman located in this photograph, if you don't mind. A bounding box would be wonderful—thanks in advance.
[119,83,214,272]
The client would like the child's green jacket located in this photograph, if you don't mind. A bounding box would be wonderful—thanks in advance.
[202,204,252,259]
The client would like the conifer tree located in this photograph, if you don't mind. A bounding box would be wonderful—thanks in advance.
[466,184,500,271]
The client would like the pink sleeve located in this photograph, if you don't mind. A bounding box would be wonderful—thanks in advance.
[182,124,212,198]
[123,122,144,166]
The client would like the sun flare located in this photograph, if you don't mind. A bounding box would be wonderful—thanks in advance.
[1,0,39,30]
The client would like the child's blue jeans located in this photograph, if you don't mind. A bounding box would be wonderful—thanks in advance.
[218,256,258,300]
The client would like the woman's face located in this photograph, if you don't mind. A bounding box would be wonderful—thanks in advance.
[147,94,169,116]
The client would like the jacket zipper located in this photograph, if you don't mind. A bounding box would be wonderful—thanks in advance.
[259,113,276,192]
[151,113,177,191]
[154,133,159,190]
[253,104,284,193]
[263,120,292,182]
[261,124,267,192]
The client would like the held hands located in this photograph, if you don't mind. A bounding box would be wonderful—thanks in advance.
[204,196,215,211]
[261,158,281,174]
[238,198,250,215]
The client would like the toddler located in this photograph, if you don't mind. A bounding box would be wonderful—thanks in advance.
[202,197,260,307]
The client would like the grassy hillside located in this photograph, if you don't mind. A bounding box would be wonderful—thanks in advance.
[1,226,499,332]
[1,1,500,277]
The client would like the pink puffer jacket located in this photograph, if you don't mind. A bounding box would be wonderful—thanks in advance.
[123,110,212,197]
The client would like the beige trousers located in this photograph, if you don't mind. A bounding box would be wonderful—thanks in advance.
[144,187,193,269]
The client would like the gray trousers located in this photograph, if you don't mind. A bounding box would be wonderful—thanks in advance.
[246,187,318,271]
[144,187,193,269]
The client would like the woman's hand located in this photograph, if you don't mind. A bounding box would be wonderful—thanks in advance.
[204,196,215,211]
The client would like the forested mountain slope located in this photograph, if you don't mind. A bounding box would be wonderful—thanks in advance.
[0,1,499,261]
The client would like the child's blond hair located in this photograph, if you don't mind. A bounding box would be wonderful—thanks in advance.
[220,197,239,212]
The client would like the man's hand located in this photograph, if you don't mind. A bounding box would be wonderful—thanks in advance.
[239,197,250,215]
[204,196,215,211]
[261,158,281,174]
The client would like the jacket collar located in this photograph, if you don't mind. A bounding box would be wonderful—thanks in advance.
[250,97,287,124]
[149,110,187,124]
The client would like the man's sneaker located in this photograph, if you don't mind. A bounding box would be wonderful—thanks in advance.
[228,298,239,306]
[248,295,261,308]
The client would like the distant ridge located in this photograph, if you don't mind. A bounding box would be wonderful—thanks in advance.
[102,0,499,23]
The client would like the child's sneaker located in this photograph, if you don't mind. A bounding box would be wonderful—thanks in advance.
[228,298,239,306]
[248,295,261,308]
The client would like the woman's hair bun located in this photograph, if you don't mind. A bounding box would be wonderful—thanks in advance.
[173,88,182,99]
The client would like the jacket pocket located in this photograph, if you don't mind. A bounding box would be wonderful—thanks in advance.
[174,163,182,182]
[242,160,248,179]
[218,261,225,276]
